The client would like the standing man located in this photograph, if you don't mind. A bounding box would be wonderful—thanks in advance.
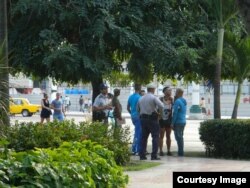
[138,83,164,160]
[112,88,123,127]
[79,95,84,112]
[127,84,142,155]
[51,92,65,121]
[93,83,113,124]
[171,88,187,157]
[64,95,71,112]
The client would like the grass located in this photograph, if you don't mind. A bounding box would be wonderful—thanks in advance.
[182,151,207,158]
[123,160,161,171]
[123,151,207,171]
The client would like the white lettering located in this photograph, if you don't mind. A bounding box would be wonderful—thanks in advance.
[176,176,217,185]
[220,176,247,185]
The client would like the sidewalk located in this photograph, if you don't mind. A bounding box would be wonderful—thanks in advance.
[126,156,250,188]
[61,112,250,187]
[123,118,250,188]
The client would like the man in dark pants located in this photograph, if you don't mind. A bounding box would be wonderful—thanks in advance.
[137,83,164,160]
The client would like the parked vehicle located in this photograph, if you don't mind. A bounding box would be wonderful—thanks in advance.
[10,98,41,117]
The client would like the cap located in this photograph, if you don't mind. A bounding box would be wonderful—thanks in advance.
[146,83,157,89]
[99,83,108,90]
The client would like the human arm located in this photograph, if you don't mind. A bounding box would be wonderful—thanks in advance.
[127,102,131,114]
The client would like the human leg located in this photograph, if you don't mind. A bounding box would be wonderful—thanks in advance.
[166,126,172,155]
[174,126,185,156]
[46,117,50,123]
[40,118,45,124]
[159,127,165,155]
[151,119,160,159]
[131,116,141,154]
[139,118,150,159]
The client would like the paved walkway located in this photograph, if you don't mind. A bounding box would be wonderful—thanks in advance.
[124,118,250,188]
[11,111,250,187]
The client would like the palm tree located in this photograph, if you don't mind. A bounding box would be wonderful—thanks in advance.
[208,0,239,119]
[224,31,250,119]
[0,0,10,126]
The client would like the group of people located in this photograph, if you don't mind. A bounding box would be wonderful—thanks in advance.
[79,95,92,112]
[128,84,187,160]
[40,92,66,123]
[42,83,186,160]
[92,82,187,160]
[92,83,123,127]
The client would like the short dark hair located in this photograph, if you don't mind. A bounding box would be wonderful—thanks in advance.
[134,84,141,91]
[162,86,170,93]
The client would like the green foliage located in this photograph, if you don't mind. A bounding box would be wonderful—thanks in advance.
[2,120,131,165]
[0,141,128,187]
[80,122,131,165]
[199,119,250,158]
[8,0,215,85]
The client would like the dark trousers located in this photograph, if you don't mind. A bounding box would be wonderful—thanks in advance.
[139,117,160,158]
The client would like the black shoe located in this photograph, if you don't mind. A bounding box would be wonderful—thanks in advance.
[151,157,161,160]
[140,156,147,160]
[167,151,172,156]
[159,151,164,156]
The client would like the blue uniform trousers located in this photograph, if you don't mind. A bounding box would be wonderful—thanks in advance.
[139,117,160,158]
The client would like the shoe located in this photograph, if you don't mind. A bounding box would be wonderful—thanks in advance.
[151,157,161,160]
[131,152,137,156]
[159,151,164,156]
[140,156,147,160]
[167,151,172,156]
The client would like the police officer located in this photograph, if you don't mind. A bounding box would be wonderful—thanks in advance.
[137,83,164,160]
[93,83,113,124]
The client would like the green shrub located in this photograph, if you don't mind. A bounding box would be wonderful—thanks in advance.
[2,120,131,165]
[199,119,250,158]
[80,122,131,165]
[0,141,128,187]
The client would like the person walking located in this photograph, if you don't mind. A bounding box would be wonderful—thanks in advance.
[93,83,113,124]
[171,88,187,157]
[51,92,66,121]
[79,95,84,112]
[158,86,173,156]
[127,84,142,155]
[40,93,51,123]
[138,83,164,160]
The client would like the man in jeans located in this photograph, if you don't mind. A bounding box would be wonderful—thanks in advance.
[127,84,142,155]
[171,88,187,156]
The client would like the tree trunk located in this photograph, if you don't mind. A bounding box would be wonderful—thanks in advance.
[0,0,10,126]
[231,81,242,119]
[213,27,224,119]
[91,78,103,121]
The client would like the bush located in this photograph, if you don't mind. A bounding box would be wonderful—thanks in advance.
[2,120,131,165]
[0,141,128,187]
[199,119,250,158]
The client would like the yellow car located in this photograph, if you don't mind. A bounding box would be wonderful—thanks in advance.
[10,98,41,117]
